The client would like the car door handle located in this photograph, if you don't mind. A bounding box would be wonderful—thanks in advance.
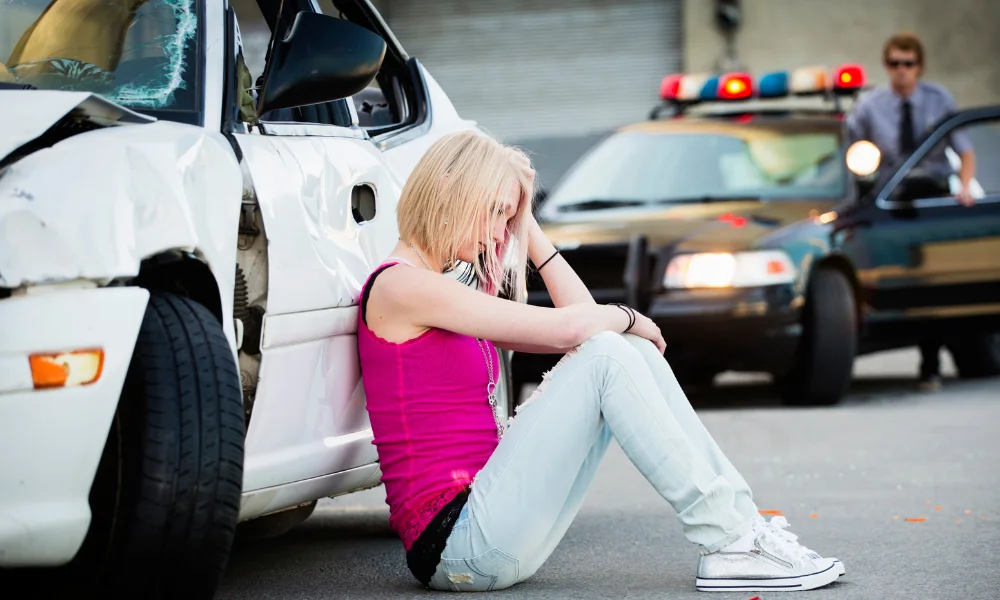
[351,184,377,223]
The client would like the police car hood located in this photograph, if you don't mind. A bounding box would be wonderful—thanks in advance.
[539,198,840,253]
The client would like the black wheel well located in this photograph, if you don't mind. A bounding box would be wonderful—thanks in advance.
[133,252,224,323]
[810,255,862,327]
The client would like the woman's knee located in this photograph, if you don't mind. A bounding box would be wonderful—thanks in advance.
[576,332,650,374]
[580,330,634,355]
[622,333,660,356]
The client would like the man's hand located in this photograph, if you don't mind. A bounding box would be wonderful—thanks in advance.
[957,183,976,207]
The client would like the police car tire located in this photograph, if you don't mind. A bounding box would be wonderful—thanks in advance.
[779,268,857,406]
[947,332,1000,379]
[74,291,245,599]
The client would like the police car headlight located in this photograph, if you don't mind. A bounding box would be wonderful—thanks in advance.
[664,251,797,289]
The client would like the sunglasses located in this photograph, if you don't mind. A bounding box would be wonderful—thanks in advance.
[886,59,918,69]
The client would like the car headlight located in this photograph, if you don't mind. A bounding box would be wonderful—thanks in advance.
[664,251,797,289]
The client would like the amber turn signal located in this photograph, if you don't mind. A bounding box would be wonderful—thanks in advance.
[29,350,104,389]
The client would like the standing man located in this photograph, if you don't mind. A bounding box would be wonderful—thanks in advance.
[847,31,978,391]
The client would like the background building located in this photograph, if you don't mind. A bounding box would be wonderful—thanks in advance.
[371,0,1000,190]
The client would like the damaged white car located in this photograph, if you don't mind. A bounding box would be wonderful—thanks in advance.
[0,0,513,596]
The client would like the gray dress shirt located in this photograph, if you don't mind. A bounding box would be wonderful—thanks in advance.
[846,81,972,179]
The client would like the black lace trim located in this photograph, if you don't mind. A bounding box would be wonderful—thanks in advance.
[405,487,471,587]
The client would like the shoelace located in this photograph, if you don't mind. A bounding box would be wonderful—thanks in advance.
[758,515,821,561]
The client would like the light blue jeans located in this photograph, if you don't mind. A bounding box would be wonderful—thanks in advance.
[428,332,759,592]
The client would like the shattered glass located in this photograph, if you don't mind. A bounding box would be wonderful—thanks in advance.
[0,0,198,110]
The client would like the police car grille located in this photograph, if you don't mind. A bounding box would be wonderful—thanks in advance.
[527,243,630,293]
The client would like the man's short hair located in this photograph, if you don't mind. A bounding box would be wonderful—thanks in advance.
[883,31,925,66]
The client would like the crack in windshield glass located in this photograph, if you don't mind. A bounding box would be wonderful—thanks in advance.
[0,0,197,110]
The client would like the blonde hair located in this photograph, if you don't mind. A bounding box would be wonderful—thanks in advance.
[397,130,533,302]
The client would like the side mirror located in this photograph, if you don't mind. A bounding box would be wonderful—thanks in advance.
[258,13,387,115]
[892,174,949,204]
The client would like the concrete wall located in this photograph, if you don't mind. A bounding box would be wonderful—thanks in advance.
[684,0,1000,108]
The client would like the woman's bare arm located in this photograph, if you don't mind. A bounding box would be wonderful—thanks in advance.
[376,266,630,351]
[525,217,595,308]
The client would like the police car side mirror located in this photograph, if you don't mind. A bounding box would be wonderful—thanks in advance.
[893,175,948,204]
[257,13,386,115]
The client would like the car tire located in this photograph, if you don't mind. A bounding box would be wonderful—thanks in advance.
[947,332,1000,379]
[778,268,857,406]
[236,501,317,541]
[72,291,245,599]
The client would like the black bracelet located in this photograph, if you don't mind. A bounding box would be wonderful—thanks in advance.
[611,303,635,332]
[536,249,560,271]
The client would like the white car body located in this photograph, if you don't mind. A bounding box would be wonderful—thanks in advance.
[0,0,475,566]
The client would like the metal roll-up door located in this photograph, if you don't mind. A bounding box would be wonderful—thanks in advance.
[381,0,683,141]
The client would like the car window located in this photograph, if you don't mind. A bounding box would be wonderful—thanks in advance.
[886,117,1000,204]
[318,0,422,136]
[230,0,270,81]
[543,127,845,214]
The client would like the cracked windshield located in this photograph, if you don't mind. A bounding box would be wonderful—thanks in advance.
[0,0,197,111]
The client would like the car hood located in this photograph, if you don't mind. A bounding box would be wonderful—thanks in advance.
[539,199,841,253]
[0,90,154,163]
[0,90,242,294]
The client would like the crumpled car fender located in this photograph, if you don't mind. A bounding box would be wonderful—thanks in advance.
[0,120,243,345]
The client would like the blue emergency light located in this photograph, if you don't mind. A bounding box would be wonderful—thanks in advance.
[758,72,789,98]
[699,76,721,100]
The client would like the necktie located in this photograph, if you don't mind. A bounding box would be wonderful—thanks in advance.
[900,99,916,154]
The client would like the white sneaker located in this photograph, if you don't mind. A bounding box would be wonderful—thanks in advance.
[756,515,845,577]
[696,518,840,592]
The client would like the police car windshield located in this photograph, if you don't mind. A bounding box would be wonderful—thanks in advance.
[0,0,200,119]
[547,127,846,212]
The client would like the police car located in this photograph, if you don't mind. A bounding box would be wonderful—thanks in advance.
[514,65,1000,406]
[0,1,500,596]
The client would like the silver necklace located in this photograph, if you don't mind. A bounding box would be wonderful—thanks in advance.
[407,241,505,440]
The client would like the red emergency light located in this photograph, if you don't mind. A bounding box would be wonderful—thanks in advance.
[660,74,684,101]
[718,73,753,100]
[833,64,865,93]
[719,213,748,228]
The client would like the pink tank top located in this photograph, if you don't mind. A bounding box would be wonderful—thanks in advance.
[357,260,501,550]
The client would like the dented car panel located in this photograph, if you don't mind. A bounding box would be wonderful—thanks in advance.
[0,111,243,349]
[235,130,402,494]
[0,91,154,162]
[234,131,402,314]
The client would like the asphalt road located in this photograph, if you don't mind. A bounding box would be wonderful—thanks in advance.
[217,349,1000,600]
